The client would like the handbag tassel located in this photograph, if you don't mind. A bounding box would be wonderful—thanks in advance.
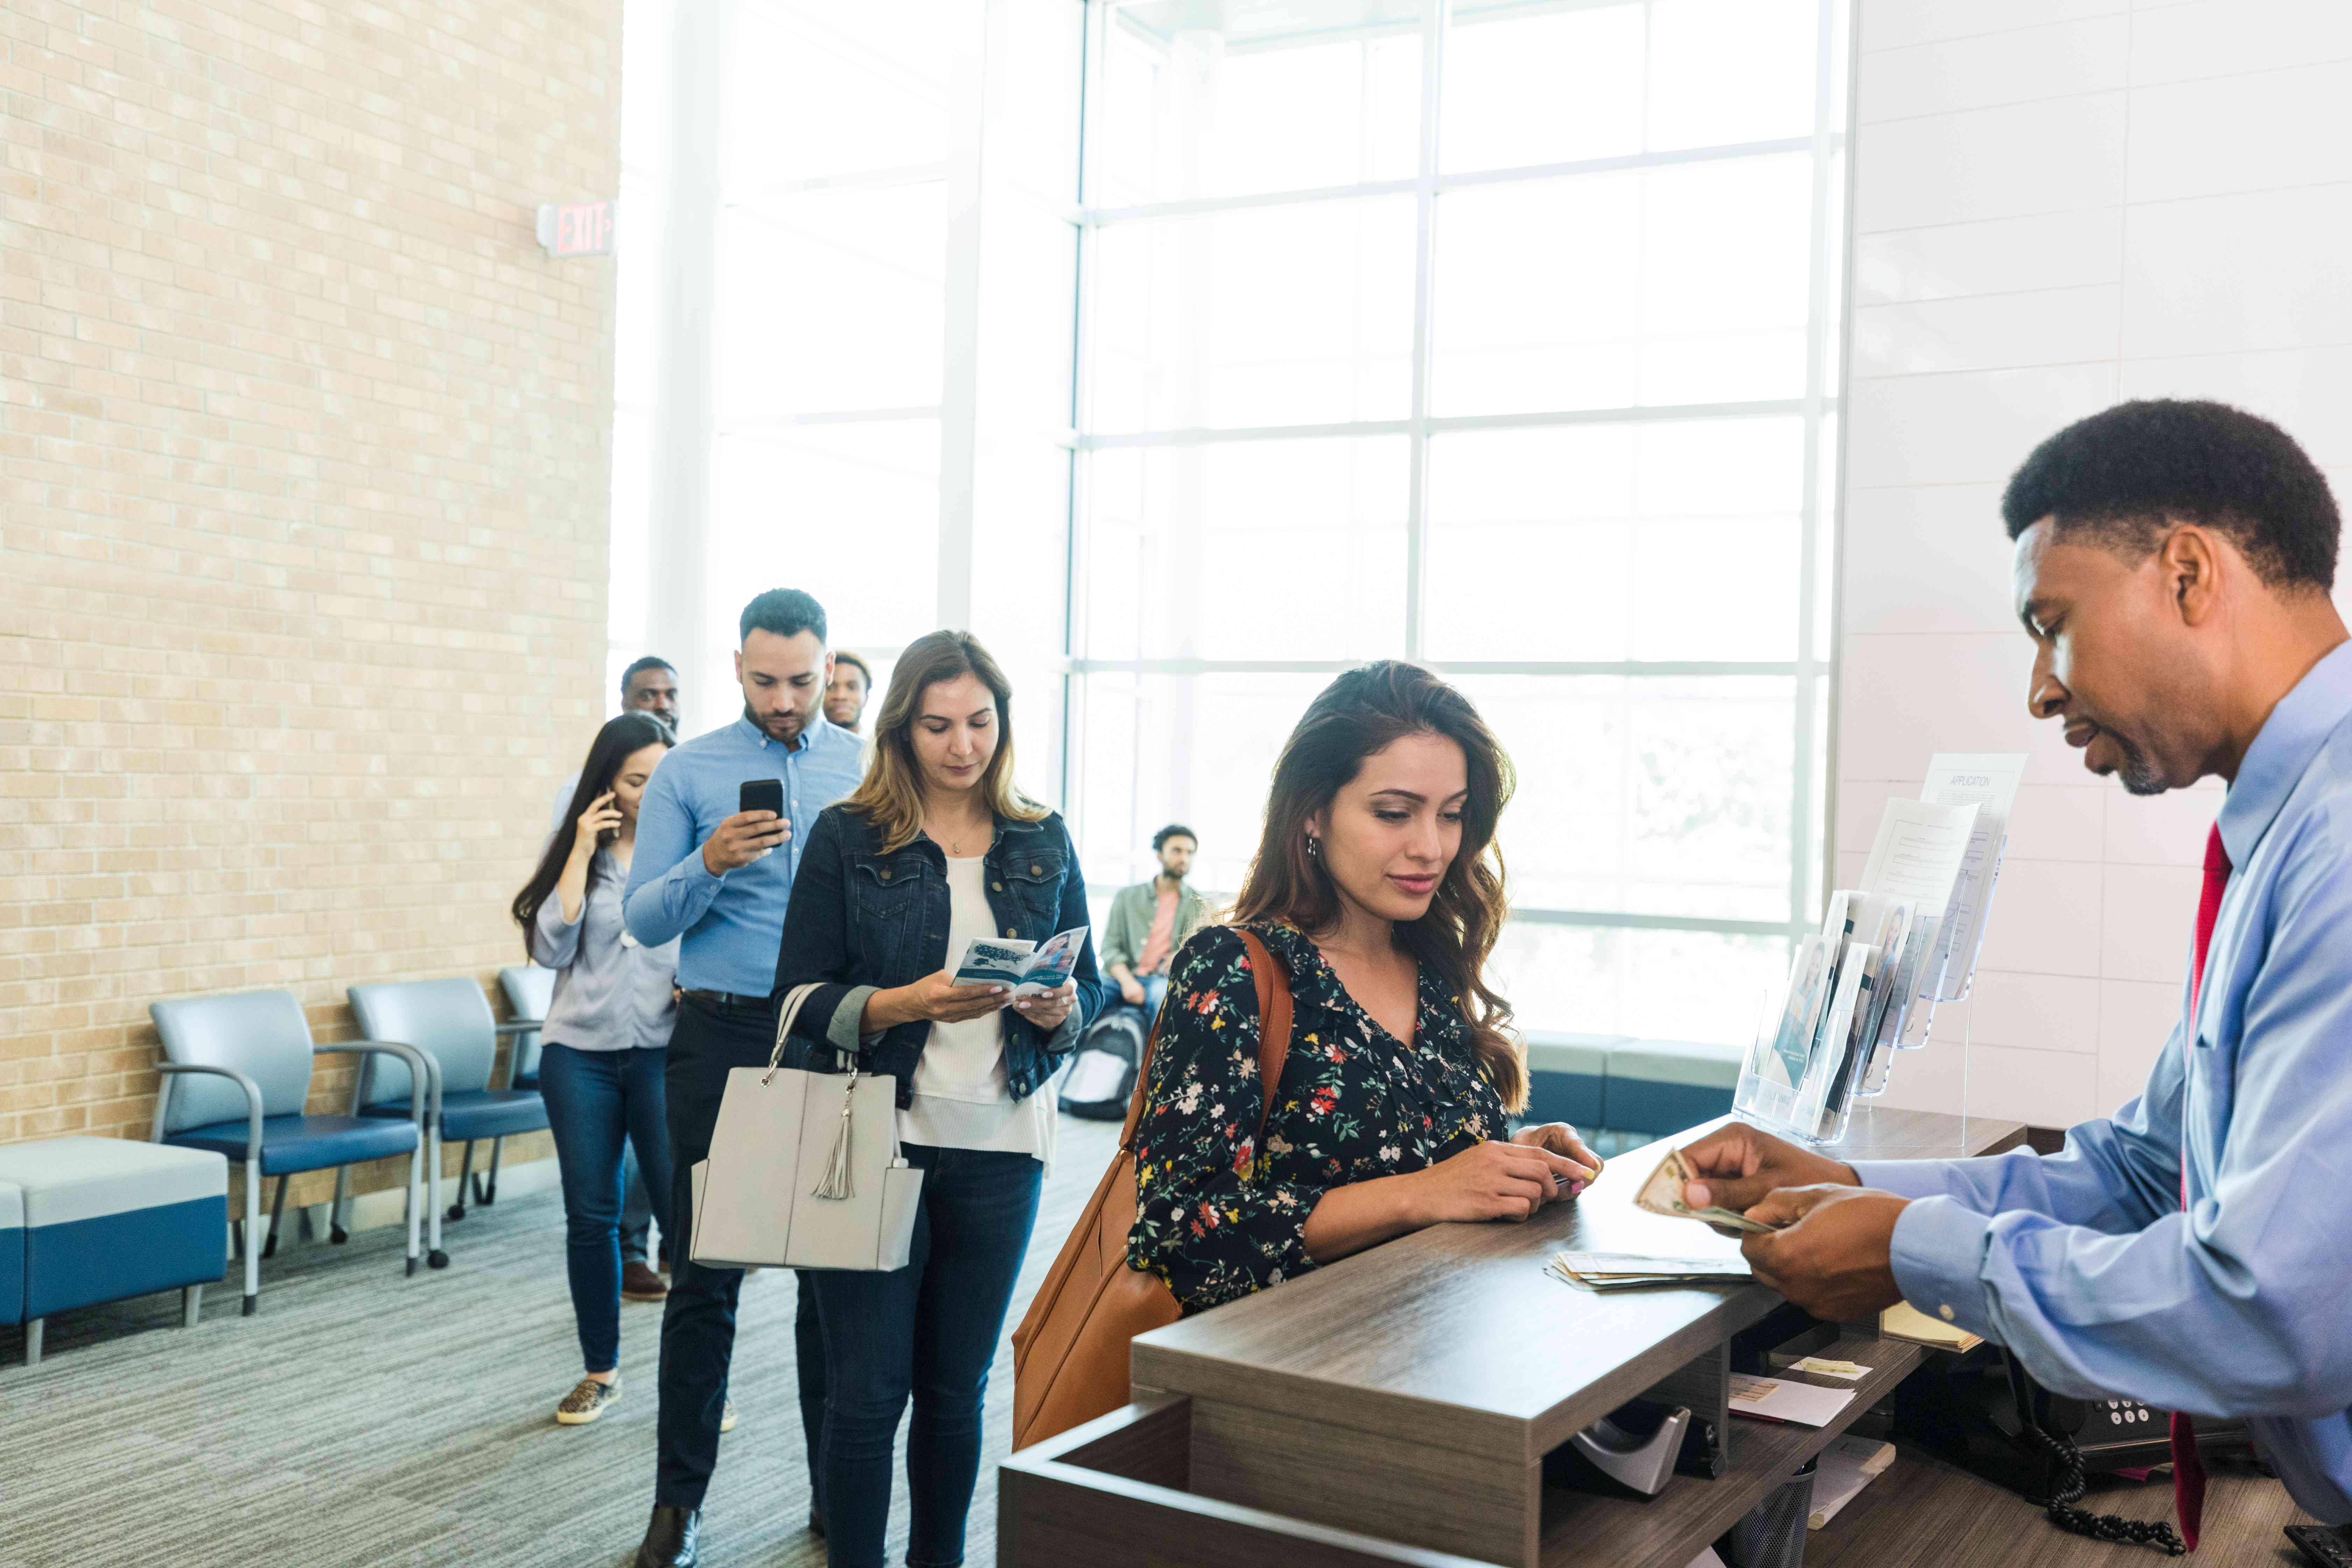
[812,1076,856,1201]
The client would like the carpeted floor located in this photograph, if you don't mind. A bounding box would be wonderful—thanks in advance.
[0,1115,1125,1568]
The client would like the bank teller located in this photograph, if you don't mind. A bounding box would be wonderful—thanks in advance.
[1684,400,2352,1543]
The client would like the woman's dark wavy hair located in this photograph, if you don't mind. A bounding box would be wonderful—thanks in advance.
[1231,661,1525,1111]
[510,712,675,954]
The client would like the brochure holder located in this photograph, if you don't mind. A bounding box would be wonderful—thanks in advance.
[1736,832,2009,1145]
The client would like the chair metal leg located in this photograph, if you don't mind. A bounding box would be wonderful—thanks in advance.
[426,1120,448,1270]
[261,1174,290,1259]
[330,1166,352,1244]
[482,1135,505,1205]
[24,1318,41,1367]
[241,1157,261,1316]
[447,1139,475,1223]
[402,1140,423,1276]
[183,1284,203,1327]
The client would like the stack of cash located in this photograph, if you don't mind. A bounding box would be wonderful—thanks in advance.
[1632,1147,1782,1234]
[1546,1252,1755,1291]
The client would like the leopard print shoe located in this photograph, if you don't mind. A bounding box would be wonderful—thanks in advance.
[556,1374,622,1426]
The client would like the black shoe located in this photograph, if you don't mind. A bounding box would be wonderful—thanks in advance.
[634,1505,700,1568]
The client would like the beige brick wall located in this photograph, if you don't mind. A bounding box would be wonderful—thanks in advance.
[0,0,621,1206]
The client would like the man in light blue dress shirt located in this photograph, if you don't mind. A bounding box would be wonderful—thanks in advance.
[1683,401,2352,1535]
[623,589,867,1568]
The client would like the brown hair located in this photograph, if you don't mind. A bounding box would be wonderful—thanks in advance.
[1231,661,1525,1111]
[841,629,1046,853]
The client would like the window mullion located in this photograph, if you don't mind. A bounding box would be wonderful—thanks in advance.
[1402,0,1446,664]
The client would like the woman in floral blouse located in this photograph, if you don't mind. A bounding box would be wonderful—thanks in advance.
[1128,661,1605,1314]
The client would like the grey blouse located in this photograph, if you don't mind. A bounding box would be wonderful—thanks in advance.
[530,847,681,1052]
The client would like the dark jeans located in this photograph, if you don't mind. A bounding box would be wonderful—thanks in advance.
[811,1143,1045,1568]
[654,995,830,1517]
[538,1043,673,1375]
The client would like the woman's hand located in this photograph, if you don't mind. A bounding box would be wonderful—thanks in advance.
[570,791,623,858]
[1511,1122,1603,1195]
[1408,1139,1595,1225]
[1013,981,1078,1031]
[867,969,1008,1030]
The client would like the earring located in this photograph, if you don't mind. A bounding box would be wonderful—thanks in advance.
[1305,836,1321,859]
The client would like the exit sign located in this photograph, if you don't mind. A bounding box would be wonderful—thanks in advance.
[537,200,617,257]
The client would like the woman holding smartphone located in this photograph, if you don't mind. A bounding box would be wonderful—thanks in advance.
[1129,661,1603,1315]
[774,629,1105,1568]
[511,712,679,1425]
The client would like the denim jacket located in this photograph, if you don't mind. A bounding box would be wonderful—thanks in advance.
[771,803,1106,1109]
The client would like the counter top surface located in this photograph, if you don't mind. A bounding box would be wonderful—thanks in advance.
[1130,1108,2025,1459]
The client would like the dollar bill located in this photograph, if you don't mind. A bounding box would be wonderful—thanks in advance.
[1633,1147,1779,1234]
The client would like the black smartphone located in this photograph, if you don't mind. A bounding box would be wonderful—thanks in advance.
[739,778,784,820]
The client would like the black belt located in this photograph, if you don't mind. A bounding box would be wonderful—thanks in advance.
[681,988,778,1013]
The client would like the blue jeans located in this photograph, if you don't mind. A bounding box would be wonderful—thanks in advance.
[539,1043,673,1374]
[1138,971,1168,1022]
[811,1144,1044,1568]
[620,1143,653,1265]
[656,996,828,1519]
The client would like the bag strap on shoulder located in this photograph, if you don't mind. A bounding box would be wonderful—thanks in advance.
[1118,928,1293,1153]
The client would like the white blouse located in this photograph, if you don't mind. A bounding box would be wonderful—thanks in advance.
[897,854,1056,1169]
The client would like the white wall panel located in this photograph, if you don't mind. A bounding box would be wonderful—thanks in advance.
[1840,0,2352,1122]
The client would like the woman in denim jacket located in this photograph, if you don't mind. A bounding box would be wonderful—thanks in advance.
[774,629,1105,1568]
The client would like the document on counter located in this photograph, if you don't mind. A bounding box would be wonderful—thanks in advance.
[1728,1374,1856,1428]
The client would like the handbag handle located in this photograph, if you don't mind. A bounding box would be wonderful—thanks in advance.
[763,982,826,1083]
[1119,928,1292,1153]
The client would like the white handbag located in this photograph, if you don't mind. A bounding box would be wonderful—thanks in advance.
[689,982,925,1272]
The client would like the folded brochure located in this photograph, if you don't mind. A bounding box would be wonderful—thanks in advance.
[951,925,1086,997]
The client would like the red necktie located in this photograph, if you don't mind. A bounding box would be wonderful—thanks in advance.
[2171,823,2229,1551]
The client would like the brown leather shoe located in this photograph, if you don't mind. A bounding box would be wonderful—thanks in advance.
[622,1261,668,1302]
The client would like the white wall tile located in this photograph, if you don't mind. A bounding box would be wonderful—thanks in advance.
[1853,95,2127,233]
[2127,64,2352,204]
[2119,347,2352,468]
[1852,286,2121,379]
[1844,362,2119,488]
[2099,864,2199,982]
[1870,1032,1965,1115]
[2102,782,2224,865]
[2096,977,2178,1113]
[1840,483,2017,635]
[2098,977,2181,1059]
[2001,783,2106,862]
[1965,1043,2098,1125]
[1965,968,2100,1051]
[2130,0,2352,88]
[1860,0,2127,54]
[1835,631,2077,780]
[1853,210,2124,309]
[1974,858,2104,977]
[2121,184,2352,358]
[1859,17,2128,124]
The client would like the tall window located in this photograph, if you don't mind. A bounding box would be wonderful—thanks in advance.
[709,1,960,699]
[1066,0,1849,1046]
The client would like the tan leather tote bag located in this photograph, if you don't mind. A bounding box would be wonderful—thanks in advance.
[1009,929,1292,1450]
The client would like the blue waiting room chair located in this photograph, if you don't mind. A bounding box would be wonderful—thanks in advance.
[345,978,550,1265]
[495,964,555,1093]
[149,989,430,1315]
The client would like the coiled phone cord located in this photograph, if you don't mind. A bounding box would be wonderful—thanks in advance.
[2003,1352,2186,1555]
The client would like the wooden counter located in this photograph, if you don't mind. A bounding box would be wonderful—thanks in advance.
[1002,1108,2028,1568]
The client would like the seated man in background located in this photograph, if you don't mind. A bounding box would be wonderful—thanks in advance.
[548,652,682,1303]
[1100,823,1208,1022]
[1684,400,2352,1540]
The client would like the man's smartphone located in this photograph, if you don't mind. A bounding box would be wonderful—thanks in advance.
[739,778,784,821]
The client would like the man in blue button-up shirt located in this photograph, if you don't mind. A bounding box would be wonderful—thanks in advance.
[624,588,867,1568]
[1682,401,2352,1532]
